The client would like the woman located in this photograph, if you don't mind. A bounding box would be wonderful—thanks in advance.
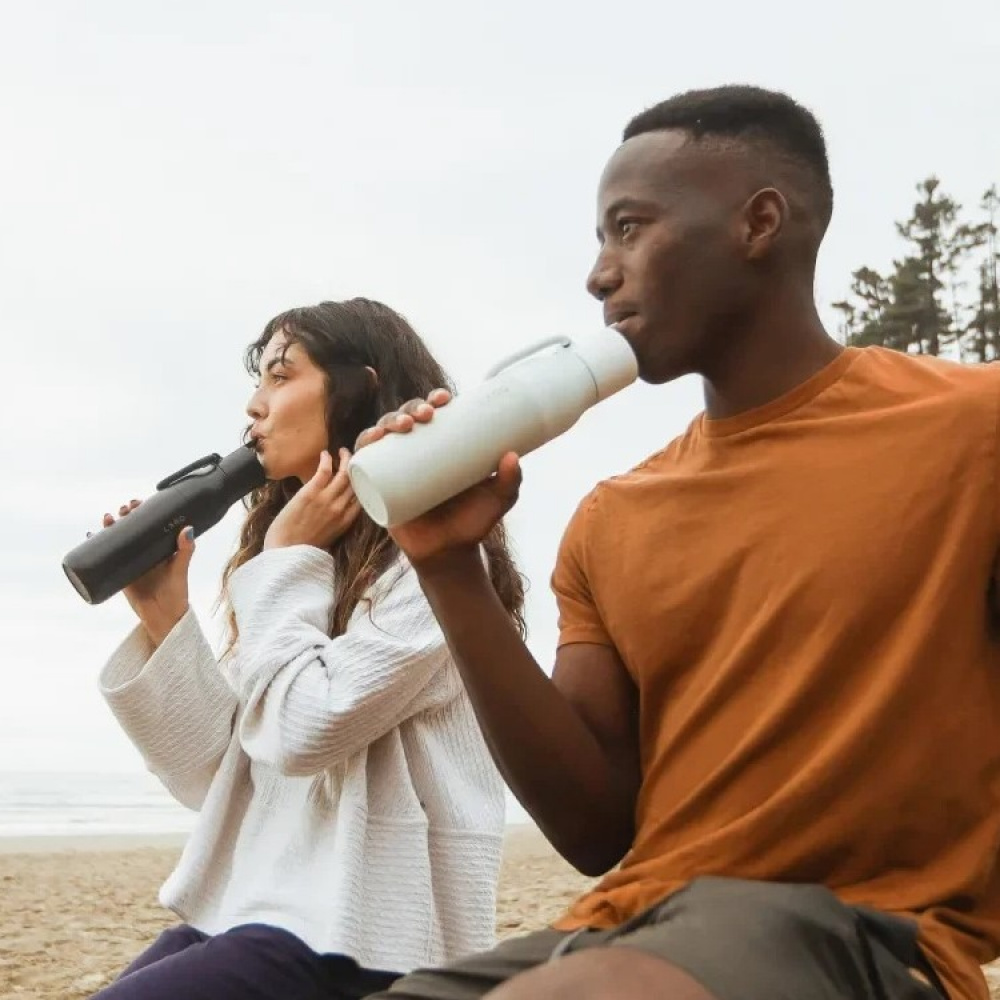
[90,299,525,1000]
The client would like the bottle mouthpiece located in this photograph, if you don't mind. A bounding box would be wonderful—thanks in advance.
[570,328,639,401]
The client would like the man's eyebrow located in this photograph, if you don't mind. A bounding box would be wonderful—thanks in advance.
[604,196,659,219]
[596,197,660,240]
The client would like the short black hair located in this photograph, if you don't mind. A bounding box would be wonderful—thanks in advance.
[624,85,833,225]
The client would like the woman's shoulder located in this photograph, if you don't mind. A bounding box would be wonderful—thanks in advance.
[363,546,488,602]
[355,553,441,637]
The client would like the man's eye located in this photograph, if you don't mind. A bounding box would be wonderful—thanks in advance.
[619,220,638,240]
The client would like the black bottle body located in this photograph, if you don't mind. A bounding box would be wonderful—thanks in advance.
[63,445,266,605]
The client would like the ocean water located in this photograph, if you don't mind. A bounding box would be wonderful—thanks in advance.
[0,771,531,838]
[0,770,196,837]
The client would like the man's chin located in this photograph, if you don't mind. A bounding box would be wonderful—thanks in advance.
[637,352,695,386]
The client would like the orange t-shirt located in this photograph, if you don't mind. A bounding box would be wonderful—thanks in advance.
[551,347,1000,1000]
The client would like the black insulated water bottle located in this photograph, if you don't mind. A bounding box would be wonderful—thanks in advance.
[62,444,267,605]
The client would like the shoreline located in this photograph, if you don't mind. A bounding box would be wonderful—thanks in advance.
[0,822,541,856]
[0,831,192,854]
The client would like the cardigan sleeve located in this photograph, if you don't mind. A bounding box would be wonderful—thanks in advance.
[228,546,458,777]
[99,609,238,809]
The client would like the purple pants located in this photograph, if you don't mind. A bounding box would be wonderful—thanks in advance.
[89,924,399,1000]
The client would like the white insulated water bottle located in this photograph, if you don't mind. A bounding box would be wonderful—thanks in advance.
[347,329,638,527]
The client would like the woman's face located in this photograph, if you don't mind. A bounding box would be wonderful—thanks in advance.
[247,331,329,483]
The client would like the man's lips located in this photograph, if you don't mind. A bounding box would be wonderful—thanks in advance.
[604,307,635,323]
[606,312,639,336]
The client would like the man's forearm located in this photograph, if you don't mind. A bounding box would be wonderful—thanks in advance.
[415,551,633,874]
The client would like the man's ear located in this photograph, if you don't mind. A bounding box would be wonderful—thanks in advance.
[741,187,788,261]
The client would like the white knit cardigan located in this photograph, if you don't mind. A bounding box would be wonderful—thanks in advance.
[99,545,505,973]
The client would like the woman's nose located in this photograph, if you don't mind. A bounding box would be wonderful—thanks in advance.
[246,387,266,420]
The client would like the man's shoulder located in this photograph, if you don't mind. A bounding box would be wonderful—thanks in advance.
[844,349,1000,445]
[592,430,693,495]
[855,346,1000,395]
[565,432,692,534]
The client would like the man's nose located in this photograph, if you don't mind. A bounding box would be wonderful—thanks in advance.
[586,248,623,301]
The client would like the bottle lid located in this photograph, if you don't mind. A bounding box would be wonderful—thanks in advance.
[570,329,639,401]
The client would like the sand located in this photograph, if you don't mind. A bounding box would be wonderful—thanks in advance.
[1,827,998,998]
[0,826,593,999]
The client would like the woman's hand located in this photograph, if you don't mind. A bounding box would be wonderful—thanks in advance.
[94,500,193,646]
[263,448,361,551]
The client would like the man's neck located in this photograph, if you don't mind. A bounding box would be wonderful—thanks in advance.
[700,286,842,421]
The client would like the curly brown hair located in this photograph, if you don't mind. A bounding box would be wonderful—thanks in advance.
[219,298,526,648]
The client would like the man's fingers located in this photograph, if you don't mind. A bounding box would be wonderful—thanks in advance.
[403,390,451,422]
[399,398,435,423]
[355,389,453,451]
[354,389,453,452]
[380,410,414,432]
[354,425,386,451]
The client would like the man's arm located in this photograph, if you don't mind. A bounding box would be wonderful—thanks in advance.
[990,551,1000,627]
[416,549,639,876]
[354,393,641,873]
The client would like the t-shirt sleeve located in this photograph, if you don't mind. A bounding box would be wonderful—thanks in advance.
[550,491,614,648]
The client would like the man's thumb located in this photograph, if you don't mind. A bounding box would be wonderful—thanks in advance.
[493,453,522,506]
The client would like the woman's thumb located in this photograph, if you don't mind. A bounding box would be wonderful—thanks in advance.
[176,525,196,565]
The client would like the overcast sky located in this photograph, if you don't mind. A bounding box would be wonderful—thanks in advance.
[2,0,998,782]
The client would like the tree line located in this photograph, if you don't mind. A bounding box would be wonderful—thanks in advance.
[833,179,999,363]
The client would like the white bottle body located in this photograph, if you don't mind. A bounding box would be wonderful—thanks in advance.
[348,330,637,527]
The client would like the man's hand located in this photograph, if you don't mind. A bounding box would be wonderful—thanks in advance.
[354,389,523,572]
[264,449,361,551]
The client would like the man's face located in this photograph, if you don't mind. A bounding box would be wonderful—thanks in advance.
[587,130,750,384]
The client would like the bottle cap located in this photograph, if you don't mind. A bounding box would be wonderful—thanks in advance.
[571,329,639,401]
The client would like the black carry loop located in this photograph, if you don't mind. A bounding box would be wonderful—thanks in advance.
[62,444,266,605]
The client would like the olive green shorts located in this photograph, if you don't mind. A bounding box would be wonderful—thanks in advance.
[371,877,947,1000]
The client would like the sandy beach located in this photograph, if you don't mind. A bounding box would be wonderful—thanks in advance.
[2,827,998,998]
[0,826,594,999]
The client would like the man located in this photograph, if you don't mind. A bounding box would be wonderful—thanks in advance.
[356,86,1000,1000]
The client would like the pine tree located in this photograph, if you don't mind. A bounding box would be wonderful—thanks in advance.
[964,186,1000,363]
[833,267,892,346]
[888,178,973,356]
[838,177,987,359]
